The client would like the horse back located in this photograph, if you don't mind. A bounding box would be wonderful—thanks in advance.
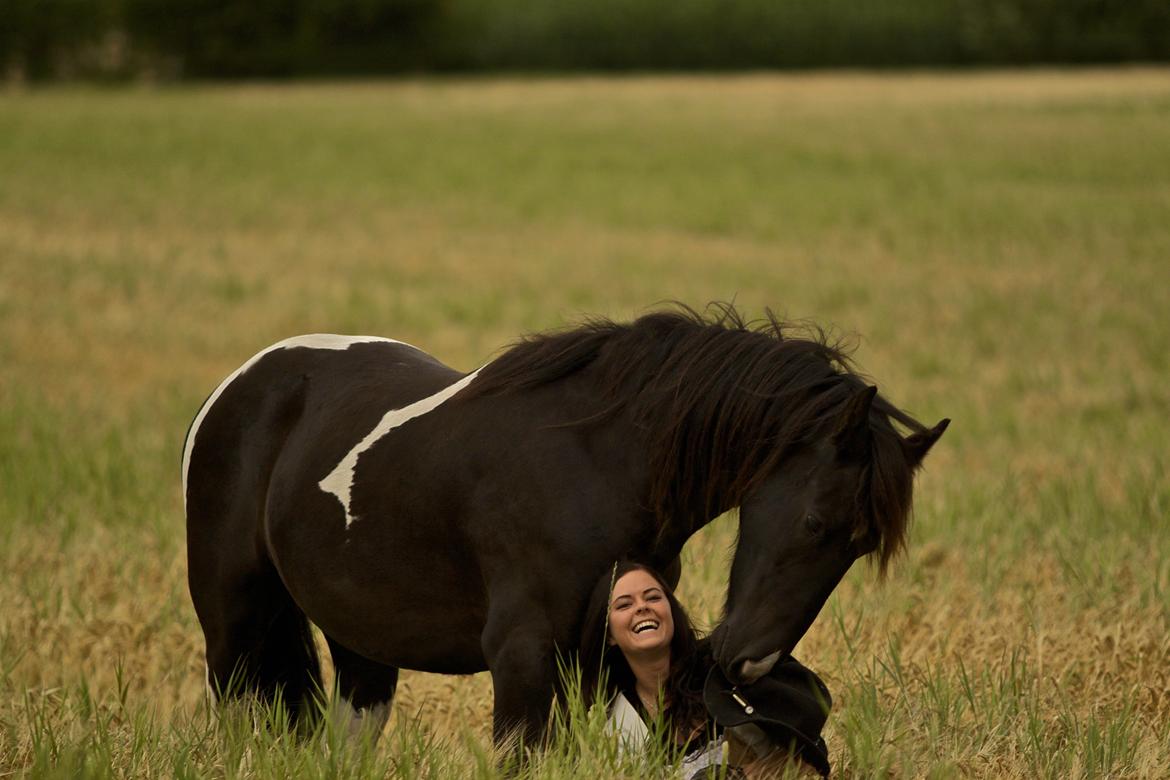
[182,335,459,533]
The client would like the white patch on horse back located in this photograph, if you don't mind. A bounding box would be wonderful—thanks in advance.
[181,334,411,515]
[319,367,482,528]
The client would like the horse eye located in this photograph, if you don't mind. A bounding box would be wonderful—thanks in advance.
[805,513,825,536]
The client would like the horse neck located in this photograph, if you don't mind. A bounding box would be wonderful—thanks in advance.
[556,363,746,565]
[528,372,674,561]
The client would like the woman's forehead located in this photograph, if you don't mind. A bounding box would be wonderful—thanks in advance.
[611,569,664,601]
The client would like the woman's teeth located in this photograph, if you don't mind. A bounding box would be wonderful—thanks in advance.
[633,620,659,634]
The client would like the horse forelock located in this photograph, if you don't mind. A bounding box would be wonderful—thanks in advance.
[463,303,925,556]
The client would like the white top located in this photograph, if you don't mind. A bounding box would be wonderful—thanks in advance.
[606,693,727,779]
[607,692,650,750]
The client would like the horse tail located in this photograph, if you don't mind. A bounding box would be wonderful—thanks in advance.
[184,358,322,728]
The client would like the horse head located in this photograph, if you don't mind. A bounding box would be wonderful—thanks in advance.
[711,384,948,684]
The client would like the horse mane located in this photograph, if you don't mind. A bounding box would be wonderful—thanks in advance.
[463,303,927,571]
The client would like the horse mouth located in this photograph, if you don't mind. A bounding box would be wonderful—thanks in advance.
[737,650,783,684]
[710,622,793,684]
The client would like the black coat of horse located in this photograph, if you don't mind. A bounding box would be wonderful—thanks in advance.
[183,305,947,744]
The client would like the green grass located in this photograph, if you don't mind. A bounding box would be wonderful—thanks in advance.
[1,69,1168,777]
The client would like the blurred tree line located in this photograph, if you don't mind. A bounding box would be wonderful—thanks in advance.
[3,0,1168,80]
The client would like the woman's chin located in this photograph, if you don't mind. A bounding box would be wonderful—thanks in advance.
[625,632,670,653]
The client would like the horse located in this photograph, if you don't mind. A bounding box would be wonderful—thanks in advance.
[182,304,947,745]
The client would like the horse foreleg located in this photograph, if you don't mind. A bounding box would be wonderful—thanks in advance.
[323,636,397,743]
[482,616,556,750]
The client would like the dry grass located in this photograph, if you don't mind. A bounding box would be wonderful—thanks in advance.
[1,69,1168,777]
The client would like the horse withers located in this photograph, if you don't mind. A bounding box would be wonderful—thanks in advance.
[182,305,947,745]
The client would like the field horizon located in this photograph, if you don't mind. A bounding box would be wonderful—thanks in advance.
[1,69,1168,778]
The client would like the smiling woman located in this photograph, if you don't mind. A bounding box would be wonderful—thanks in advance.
[579,562,717,764]
[578,561,833,778]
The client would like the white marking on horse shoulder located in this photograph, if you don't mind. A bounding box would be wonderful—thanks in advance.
[181,334,410,515]
[319,367,482,529]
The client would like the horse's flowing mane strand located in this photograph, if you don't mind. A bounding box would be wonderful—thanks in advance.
[463,303,927,570]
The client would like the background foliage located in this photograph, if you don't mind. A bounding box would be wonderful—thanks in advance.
[3,0,1170,79]
[1,70,1168,777]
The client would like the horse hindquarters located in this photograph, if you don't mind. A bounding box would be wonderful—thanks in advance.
[185,372,322,727]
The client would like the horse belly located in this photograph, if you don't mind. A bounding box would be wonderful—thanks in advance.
[310,583,490,674]
[266,477,490,674]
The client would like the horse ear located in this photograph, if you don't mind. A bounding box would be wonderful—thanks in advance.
[903,418,950,468]
[833,385,877,460]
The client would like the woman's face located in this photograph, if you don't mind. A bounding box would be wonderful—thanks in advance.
[608,568,675,658]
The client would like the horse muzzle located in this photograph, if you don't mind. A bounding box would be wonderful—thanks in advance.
[735,650,783,684]
[710,623,792,685]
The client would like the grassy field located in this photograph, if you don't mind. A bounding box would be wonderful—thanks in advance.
[1,69,1168,778]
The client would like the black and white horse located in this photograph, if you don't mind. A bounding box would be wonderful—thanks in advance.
[183,305,947,744]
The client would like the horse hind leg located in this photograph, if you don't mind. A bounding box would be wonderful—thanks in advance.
[190,545,323,730]
[188,461,322,727]
[323,636,398,742]
[186,369,320,727]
